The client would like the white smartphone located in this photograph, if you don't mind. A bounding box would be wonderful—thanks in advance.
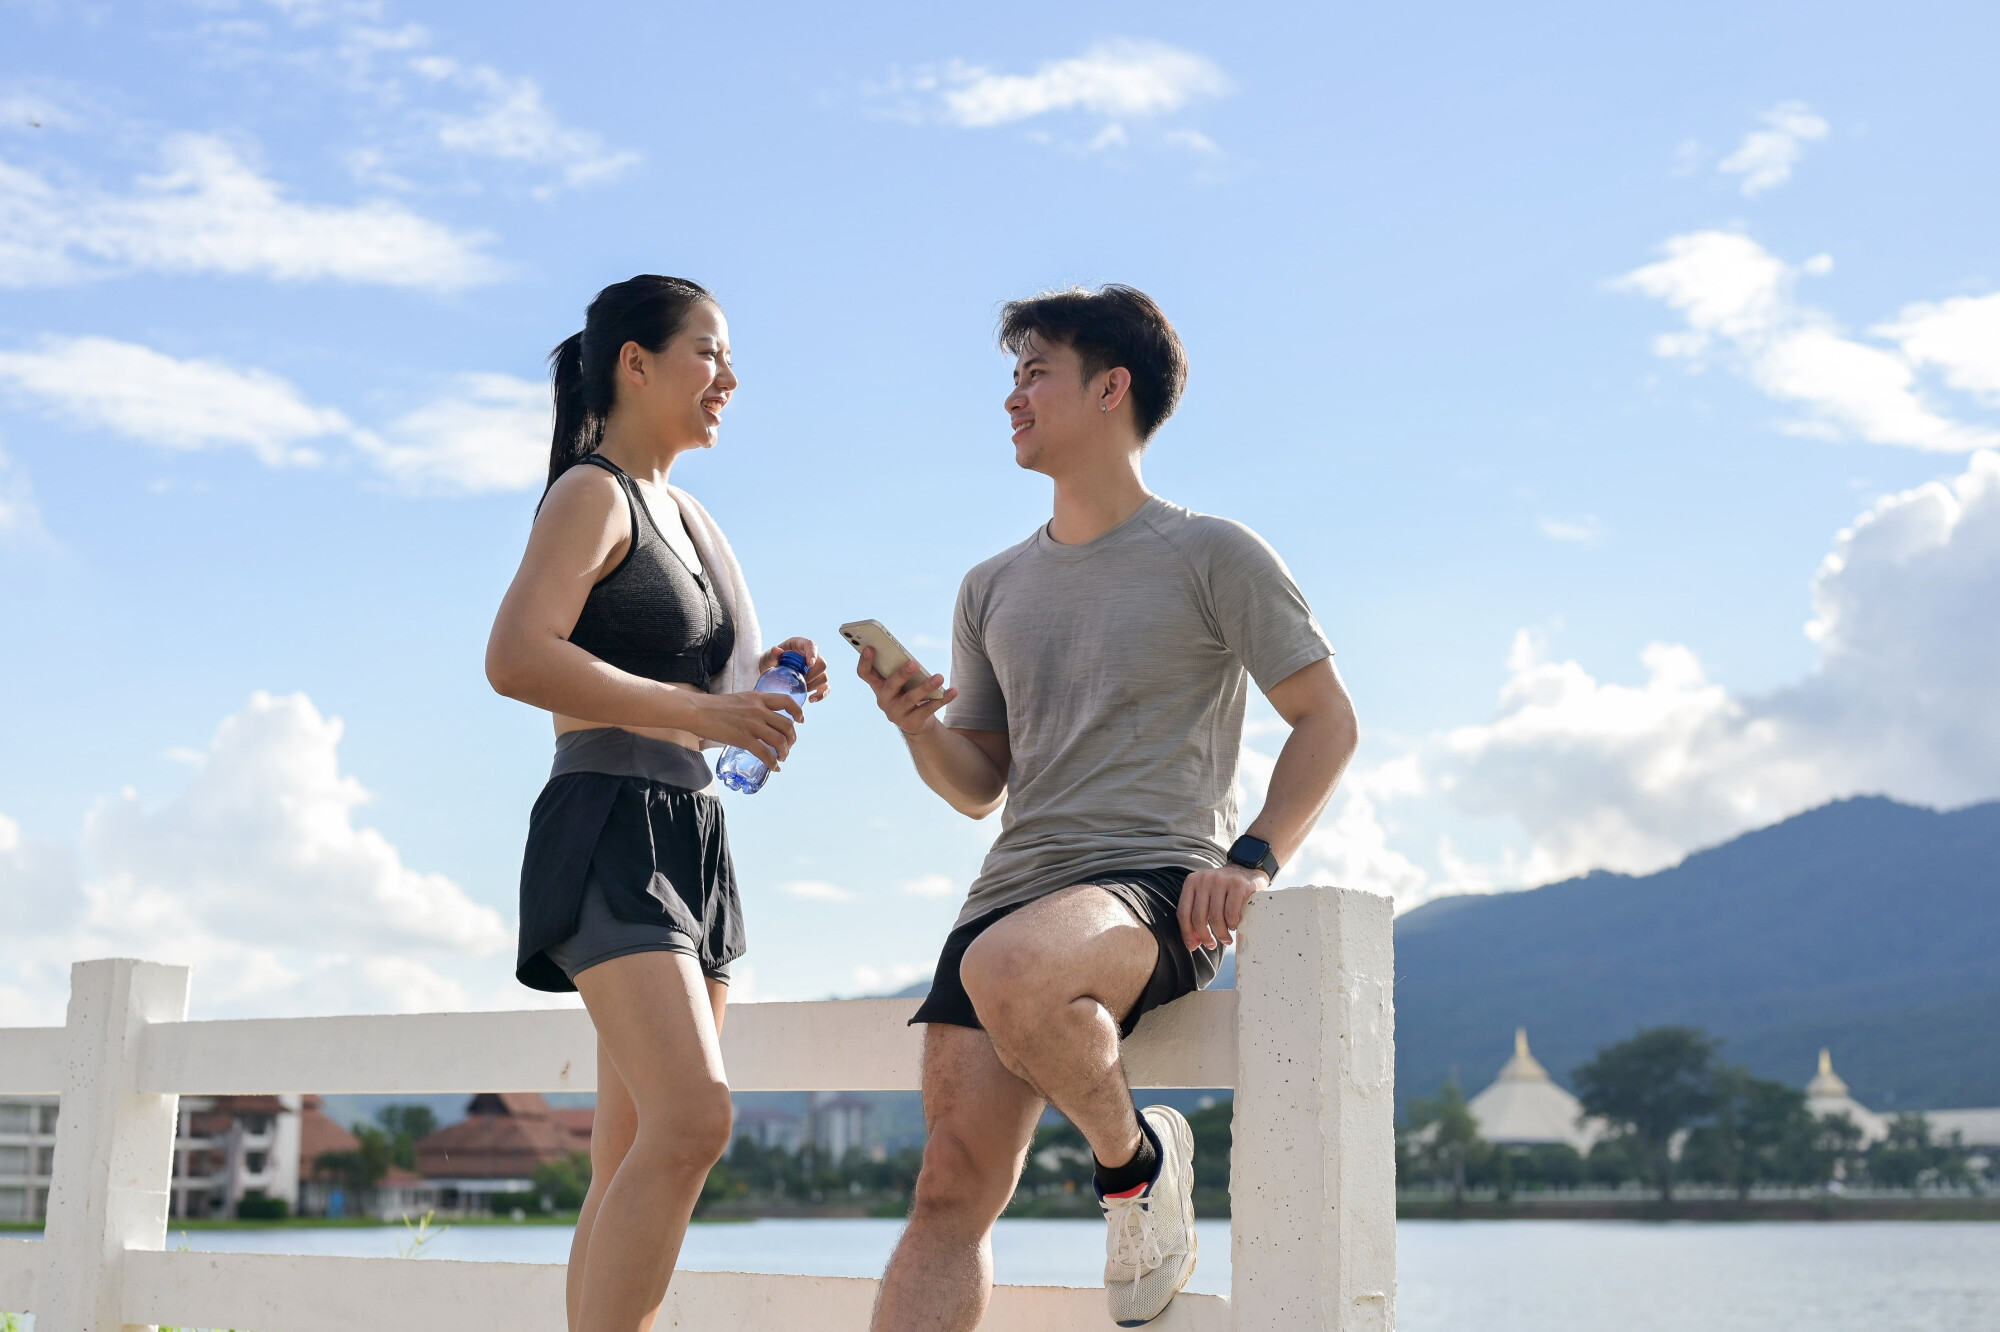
[839,619,947,701]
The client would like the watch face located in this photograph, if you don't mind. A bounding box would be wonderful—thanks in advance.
[1229,836,1272,866]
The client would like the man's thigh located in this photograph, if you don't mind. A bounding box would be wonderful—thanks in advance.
[917,1024,1046,1189]
[960,884,1158,1027]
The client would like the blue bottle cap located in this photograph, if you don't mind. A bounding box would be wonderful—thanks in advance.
[777,650,809,674]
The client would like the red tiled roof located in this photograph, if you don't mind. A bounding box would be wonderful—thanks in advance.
[416,1093,584,1179]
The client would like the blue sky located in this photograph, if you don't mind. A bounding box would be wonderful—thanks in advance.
[2,0,1996,1020]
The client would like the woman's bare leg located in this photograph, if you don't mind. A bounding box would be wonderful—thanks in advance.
[570,953,733,1332]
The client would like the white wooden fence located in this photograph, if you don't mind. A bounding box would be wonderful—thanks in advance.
[0,884,1395,1331]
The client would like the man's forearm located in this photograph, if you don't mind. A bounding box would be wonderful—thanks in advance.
[1243,706,1358,867]
[905,724,1008,818]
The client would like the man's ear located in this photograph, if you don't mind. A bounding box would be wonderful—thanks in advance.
[1096,366,1132,415]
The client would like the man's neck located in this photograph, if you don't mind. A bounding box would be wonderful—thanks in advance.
[1047,453,1152,546]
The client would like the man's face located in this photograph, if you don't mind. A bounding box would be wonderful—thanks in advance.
[1004,334,1094,474]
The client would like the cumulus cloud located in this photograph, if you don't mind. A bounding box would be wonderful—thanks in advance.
[0,335,546,494]
[358,372,548,493]
[1618,231,2000,452]
[1878,293,2000,407]
[1435,450,2000,882]
[411,58,640,194]
[1718,101,1828,196]
[899,873,957,899]
[879,39,1228,153]
[0,335,352,467]
[0,692,516,1023]
[0,132,497,289]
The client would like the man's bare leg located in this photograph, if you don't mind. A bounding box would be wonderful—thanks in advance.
[871,1025,1044,1332]
[958,885,1157,1170]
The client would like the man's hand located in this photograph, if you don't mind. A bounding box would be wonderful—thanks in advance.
[763,637,831,701]
[859,648,959,737]
[1178,863,1267,952]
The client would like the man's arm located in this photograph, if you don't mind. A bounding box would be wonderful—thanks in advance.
[1177,656,1359,951]
[859,652,1011,819]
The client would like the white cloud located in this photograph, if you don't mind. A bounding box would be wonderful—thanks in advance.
[1717,101,1828,196]
[411,58,641,194]
[1618,231,2000,452]
[899,873,957,899]
[880,39,1228,153]
[0,335,352,466]
[0,691,517,1023]
[783,879,857,903]
[0,335,547,494]
[0,443,41,540]
[358,372,548,493]
[851,962,930,995]
[1434,450,2000,882]
[1283,758,1438,912]
[1879,293,2000,406]
[0,132,497,289]
[936,41,1228,127]
[1536,516,1604,546]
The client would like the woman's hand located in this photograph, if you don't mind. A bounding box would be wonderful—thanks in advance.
[763,637,831,702]
[691,689,803,766]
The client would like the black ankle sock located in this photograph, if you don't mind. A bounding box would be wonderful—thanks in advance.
[1094,1114,1162,1196]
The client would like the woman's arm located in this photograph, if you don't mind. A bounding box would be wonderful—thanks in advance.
[485,467,803,760]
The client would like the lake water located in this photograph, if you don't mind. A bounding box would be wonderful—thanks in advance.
[157,1217,2000,1330]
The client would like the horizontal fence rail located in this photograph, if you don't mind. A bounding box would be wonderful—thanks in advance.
[0,885,1394,1330]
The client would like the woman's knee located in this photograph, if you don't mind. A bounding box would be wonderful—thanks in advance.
[635,1081,733,1174]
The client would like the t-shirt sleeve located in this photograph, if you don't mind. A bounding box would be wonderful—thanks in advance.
[945,570,1008,733]
[1200,521,1333,693]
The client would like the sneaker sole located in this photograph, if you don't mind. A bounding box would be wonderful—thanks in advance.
[1112,1107,1200,1327]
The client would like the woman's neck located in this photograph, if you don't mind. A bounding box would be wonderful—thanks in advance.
[597,417,699,487]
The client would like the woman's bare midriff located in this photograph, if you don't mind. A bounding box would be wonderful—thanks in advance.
[553,716,707,752]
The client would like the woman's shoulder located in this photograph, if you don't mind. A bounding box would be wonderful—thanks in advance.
[533,461,631,543]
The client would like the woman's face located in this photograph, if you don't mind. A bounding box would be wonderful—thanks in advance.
[617,301,737,449]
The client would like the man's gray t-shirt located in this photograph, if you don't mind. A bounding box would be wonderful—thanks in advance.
[947,495,1332,928]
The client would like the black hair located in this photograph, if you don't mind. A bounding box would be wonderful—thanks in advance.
[547,275,715,490]
[997,284,1188,441]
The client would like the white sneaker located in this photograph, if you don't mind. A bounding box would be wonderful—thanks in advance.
[1096,1104,1198,1327]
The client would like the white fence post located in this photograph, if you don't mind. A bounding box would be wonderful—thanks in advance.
[1230,886,1396,1331]
[40,958,191,1331]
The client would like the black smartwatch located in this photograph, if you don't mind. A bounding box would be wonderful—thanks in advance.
[1226,834,1280,880]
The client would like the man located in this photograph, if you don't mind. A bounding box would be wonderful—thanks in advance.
[860,285,1358,1329]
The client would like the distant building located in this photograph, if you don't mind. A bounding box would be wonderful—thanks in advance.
[811,1093,874,1160]
[0,1097,58,1222]
[170,1095,302,1218]
[735,1106,804,1153]
[1804,1049,1890,1144]
[1465,1029,1604,1154]
[1806,1049,2000,1158]
[414,1092,590,1212]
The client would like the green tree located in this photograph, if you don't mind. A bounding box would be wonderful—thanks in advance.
[534,1151,592,1211]
[316,1122,394,1195]
[375,1104,439,1171]
[1682,1065,1814,1197]
[1573,1026,1718,1203]
[1406,1079,1484,1207]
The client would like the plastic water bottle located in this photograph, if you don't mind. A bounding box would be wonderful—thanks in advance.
[716,651,810,794]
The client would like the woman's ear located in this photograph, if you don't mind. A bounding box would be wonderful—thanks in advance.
[618,340,650,388]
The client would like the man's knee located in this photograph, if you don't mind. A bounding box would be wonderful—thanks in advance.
[959,930,1051,1032]
[911,1125,1021,1224]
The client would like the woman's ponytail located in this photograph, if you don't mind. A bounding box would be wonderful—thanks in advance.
[547,331,598,491]
[542,276,716,495]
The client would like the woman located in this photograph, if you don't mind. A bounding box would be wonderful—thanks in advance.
[486,275,827,1332]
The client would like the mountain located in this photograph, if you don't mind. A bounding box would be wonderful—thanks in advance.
[1393,797,2000,1111]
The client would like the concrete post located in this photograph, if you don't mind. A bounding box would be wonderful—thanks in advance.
[1230,886,1396,1331]
[39,959,191,1332]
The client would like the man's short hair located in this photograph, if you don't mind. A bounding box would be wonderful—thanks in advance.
[998,285,1188,441]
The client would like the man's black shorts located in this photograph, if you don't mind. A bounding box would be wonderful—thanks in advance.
[909,867,1225,1039]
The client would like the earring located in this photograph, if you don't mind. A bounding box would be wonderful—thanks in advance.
[1100,403,1109,412]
